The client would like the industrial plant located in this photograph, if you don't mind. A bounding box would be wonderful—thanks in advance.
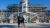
[0,0,50,23]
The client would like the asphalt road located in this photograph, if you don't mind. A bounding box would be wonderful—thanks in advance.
[0,23,50,28]
[0,25,50,28]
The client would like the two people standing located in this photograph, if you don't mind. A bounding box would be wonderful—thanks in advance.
[17,16,25,27]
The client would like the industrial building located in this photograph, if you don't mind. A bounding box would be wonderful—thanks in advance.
[0,4,49,23]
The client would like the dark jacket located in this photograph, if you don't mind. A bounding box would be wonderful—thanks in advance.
[18,16,24,21]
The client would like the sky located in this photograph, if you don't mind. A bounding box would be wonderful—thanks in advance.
[0,0,50,10]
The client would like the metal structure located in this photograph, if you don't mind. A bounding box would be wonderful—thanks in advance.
[21,0,28,12]
[18,0,28,17]
[20,0,40,23]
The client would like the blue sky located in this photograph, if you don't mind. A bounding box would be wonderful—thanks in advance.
[0,0,50,10]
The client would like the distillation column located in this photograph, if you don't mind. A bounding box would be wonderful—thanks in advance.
[20,0,28,23]
[21,0,28,12]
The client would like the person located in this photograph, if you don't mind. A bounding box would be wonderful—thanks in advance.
[17,16,25,27]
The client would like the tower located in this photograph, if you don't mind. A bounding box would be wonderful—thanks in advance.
[18,0,28,16]
[20,0,28,13]
[19,0,28,23]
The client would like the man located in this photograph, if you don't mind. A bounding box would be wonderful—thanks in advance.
[17,16,25,27]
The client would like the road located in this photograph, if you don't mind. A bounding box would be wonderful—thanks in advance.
[0,23,50,28]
